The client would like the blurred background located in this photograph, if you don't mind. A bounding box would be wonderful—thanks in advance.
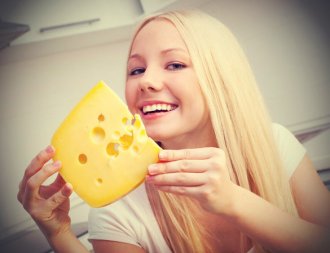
[0,0,329,252]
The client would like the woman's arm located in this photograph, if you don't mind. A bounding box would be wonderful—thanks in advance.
[226,154,330,253]
[92,240,146,253]
[47,230,89,253]
[17,146,89,253]
[290,155,330,226]
[148,149,330,253]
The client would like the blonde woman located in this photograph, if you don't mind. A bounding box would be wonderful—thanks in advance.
[18,10,330,253]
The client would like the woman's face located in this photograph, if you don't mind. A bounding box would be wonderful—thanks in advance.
[125,19,214,148]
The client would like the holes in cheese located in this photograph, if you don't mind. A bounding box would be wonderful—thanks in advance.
[98,114,105,122]
[51,81,161,207]
[133,145,139,153]
[92,127,106,143]
[122,117,130,125]
[119,134,133,150]
[139,129,147,138]
[133,118,141,128]
[78,154,88,164]
[106,142,119,157]
[96,178,103,185]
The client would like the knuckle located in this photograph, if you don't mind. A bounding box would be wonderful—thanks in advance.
[29,209,40,219]
[168,151,174,161]
[177,173,188,184]
[24,167,32,178]
[209,157,221,169]
[26,178,36,191]
[211,147,224,157]
[158,163,167,173]
[17,192,22,203]
[22,199,31,212]
[18,180,22,189]
[207,172,220,185]
[51,194,65,206]
[201,187,214,201]
[176,187,186,195]
[218,149,226,158]
[35,152,45,163]
[42,164,53,174]
[180,160,189,171]
[183,149,191,160]
[50,197,59,206]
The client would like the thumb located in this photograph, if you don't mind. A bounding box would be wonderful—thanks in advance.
[47,183,73,209]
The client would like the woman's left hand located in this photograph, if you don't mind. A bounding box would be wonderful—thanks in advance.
[146,148,237,214]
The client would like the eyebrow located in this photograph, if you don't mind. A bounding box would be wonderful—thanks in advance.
[161,47,188,55]
[128,47,188,60]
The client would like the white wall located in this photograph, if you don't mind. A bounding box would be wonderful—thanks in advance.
[0,0,329,251]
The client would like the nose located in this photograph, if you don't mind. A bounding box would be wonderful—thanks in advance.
[139,67,163,92]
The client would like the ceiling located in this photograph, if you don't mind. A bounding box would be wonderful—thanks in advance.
[0,19,29,50]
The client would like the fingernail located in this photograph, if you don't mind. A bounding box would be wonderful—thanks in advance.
[61,183,73,197]
[66,183,73,190]
[146,175,154,182]
[148,164,158,175]
[159,151,166,159]
[53,161,62,169]
[46,145,54,154]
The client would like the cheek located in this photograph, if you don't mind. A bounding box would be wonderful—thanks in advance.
[182,82,207,118]
[125,83,137,112]
[178,82,203,106]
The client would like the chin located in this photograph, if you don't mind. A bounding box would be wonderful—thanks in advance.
[145,128,170,142]
[147,132,165,142]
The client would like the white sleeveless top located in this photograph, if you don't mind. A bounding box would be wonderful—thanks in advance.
[88,123,306,253]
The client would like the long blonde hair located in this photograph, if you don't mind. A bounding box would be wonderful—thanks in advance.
[127,10,298,253]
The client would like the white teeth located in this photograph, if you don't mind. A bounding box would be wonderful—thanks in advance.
[142,104,175,114]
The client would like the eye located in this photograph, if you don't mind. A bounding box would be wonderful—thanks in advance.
[129,68,145,76]
[167,63,186,71]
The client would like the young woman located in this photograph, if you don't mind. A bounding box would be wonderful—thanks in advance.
[17,10,330,253]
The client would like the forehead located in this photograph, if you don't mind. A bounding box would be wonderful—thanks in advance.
[131,19,187,52]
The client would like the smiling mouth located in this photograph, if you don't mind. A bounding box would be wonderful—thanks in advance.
[141,104,178,115]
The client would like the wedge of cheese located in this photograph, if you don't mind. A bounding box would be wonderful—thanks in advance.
[51,81,161,207]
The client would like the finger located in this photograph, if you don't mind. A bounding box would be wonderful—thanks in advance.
[46,183,73,209]
[146,172,206,187]
[24,161,62,203]
[53,173,66,186]
[159,147,222,162]
[19,146,55,199]
[22,146,55,188]
[148,159,207,175]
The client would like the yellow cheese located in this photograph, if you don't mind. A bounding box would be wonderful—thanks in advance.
[51,81,161,207]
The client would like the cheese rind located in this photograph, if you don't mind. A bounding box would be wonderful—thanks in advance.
[51,81,161,207]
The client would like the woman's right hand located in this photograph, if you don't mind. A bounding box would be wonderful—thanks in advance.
[17,145,73,239]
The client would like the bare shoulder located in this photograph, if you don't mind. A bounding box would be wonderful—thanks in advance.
[91,240,146,253]
[290,154,330,226]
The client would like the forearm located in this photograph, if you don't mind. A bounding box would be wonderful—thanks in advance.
[226,185,330,253]
[47,229,90,253]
